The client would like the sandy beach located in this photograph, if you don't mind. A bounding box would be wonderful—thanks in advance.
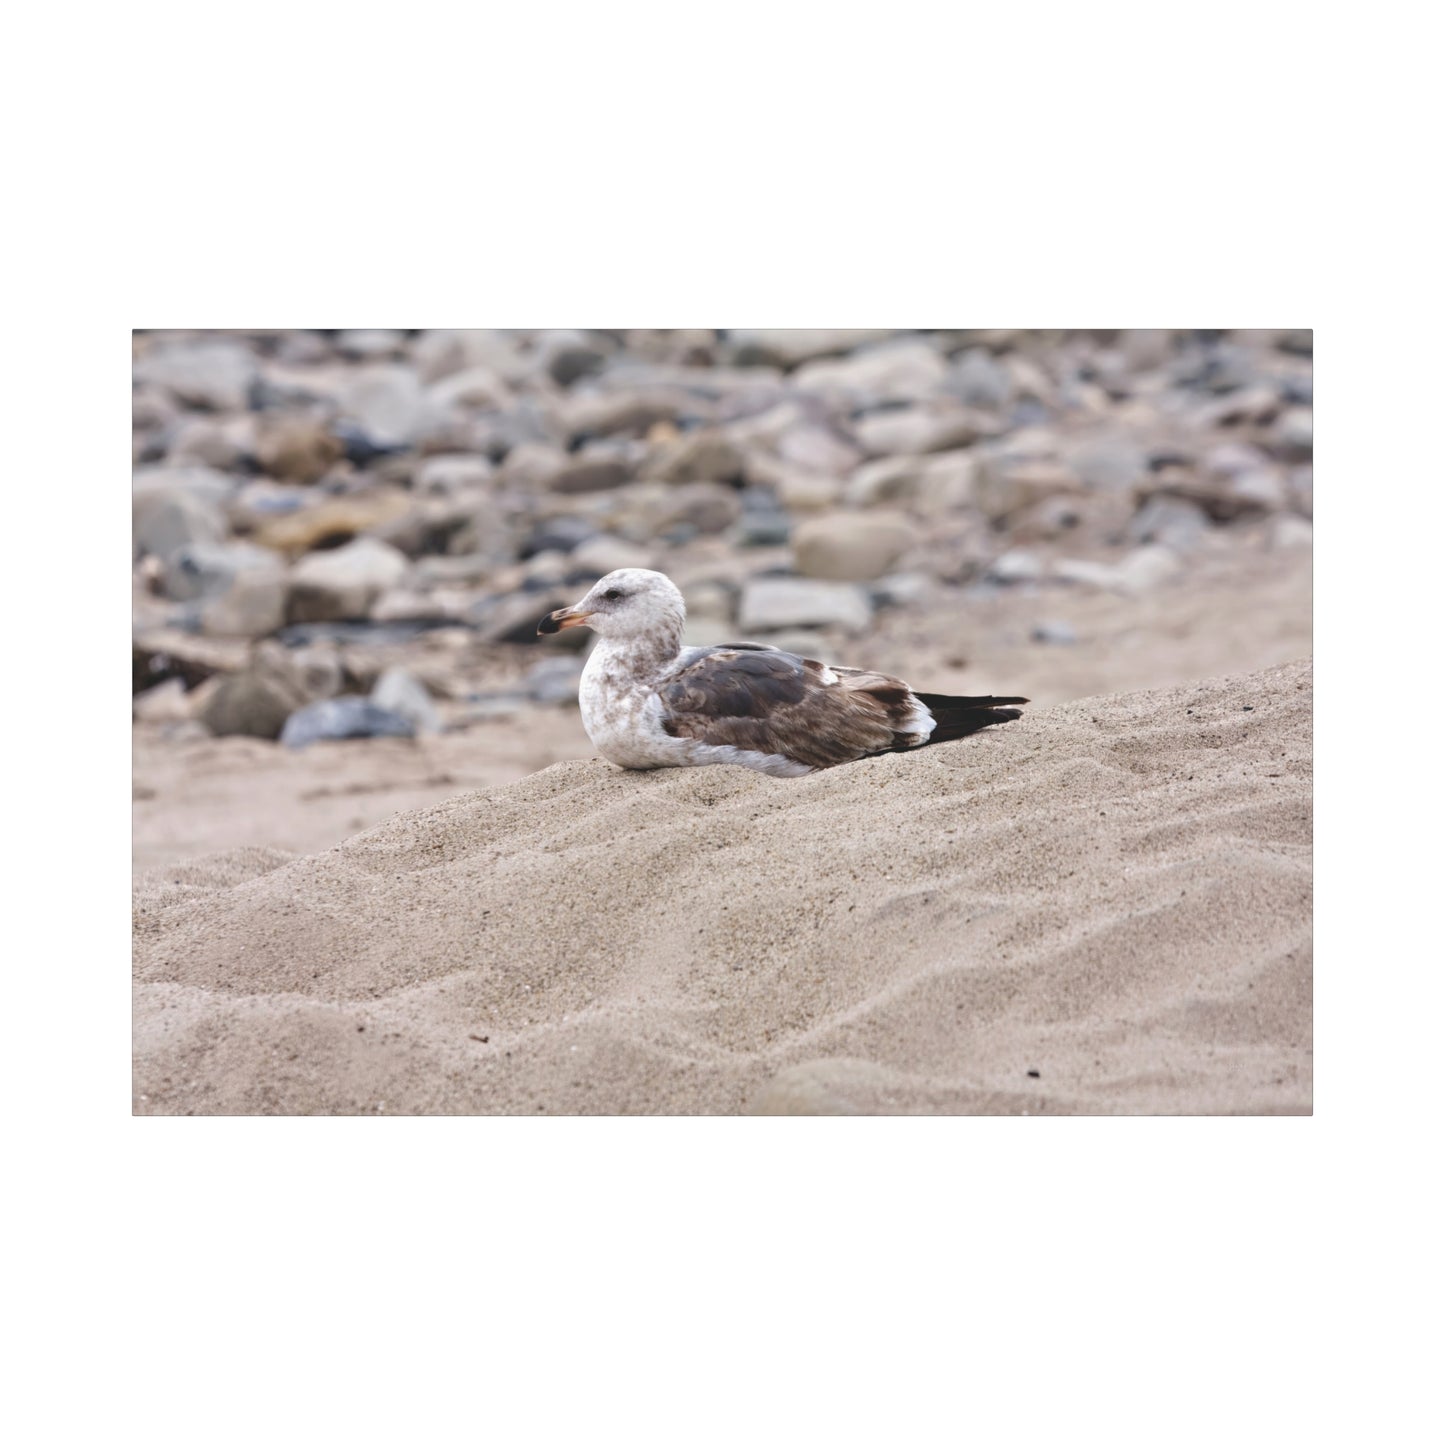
[133,657,1311,1115]
[132,327,1312,1115]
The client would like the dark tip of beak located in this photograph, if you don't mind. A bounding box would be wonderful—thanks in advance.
[537,611,563,635]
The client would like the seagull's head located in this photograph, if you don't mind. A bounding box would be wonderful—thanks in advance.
[539,568,687,643]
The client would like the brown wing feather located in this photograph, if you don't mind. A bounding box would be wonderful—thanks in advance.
[658,648,926,770]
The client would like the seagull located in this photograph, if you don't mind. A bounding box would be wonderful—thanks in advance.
[538,568,1027,777]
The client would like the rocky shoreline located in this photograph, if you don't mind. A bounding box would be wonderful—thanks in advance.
[133,328,1312,754]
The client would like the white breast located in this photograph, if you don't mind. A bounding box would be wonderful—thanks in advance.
[578,644,813,777]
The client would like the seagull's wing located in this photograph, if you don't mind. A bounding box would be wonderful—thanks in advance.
[657,646,941,770]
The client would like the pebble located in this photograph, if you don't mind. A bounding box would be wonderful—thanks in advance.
[738,577,873,634]
[370,667,443,734]
[524,656,586,705]
[1030,621,1078,645]
[280,697,416,748]
[985,548,1047,585]
[287,537,410,623]
[792,511,916,582]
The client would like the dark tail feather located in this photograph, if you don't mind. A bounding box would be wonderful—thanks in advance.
[913,692,1028,743]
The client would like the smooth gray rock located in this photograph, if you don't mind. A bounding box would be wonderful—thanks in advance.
[201,572,290,638]
[370,667,442,734]
[950,348,1015,409]
[985,548,1046,585]
[1129,495,1210,551]
[133,489,227,562]
[524,656,586,705]
[164,541,282,602]
[199,645,312,739]
[135,339,257,412]
[792,512,916,582]
[287,537,410,623]
[1030,621,1079,646]
[738,577,873,633]
[280,697,416,748]
[339,365,427,445]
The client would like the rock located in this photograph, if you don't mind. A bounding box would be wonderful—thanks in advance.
[735,512,792,548]
[547,457,632,495]
[200,571,290,638]
[642,429,746,484]
[414,453,496,494]
[985,548,1046,585]
[289,643,346,700]
[280,697,416,749]
[370,667,442,734]
[974,454,1082,521]
[727,329,896,369]
[852,404,995,457]
[1055,558,1122,590]
[133,677,193,724]
[1275,406,1313,458]
[536,330,610,387]
[870,572,934,609]
[500,442,571,489]
[1289,466,1312,519]
[163,541,282,601]
[771,468,844,512]
[522,550,571,586]
[1229,468,1290,512]
[776,424,863,476]
[738,577,872,633]
[133,464,235,509]
[524,656,586,705]
[792,512,916,582]
[1067,436,1149,492]
[369,589,472,625]
[1128,495,1210,551]
[563,388,704,440]
[949,348,1015,409]
[1114,544,1182,592]
[332,419,411,467]
[287,537,410,623]
[336,329,406,359]
[134,488,228,562]
[255,418,345,483]
[523,514,599,557]
[427,365,513,411]
[1270,515,1313,550]
[199,644,312,739]
[682,580,736,622]
[612,481,742,541]
[844,450,978,510]
[251,491,413,554]
[793,339,948,404]
[1030,621,1078,645]
[413,329,530,385]
[340,365,427,445]
[1195,385,1280,428]
[571,534,654,575]
[166,414,256,470]
[1118,329,1175,371]
[135,338,257,412]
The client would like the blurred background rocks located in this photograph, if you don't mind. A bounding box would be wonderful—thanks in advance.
[132,328,1312,866]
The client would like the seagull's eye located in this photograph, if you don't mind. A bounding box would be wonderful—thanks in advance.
[603,588,623,601]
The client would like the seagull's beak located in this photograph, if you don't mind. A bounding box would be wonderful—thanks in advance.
[538,606,593,635]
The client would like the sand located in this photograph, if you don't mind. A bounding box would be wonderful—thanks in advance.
[133,658,1312,1115]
